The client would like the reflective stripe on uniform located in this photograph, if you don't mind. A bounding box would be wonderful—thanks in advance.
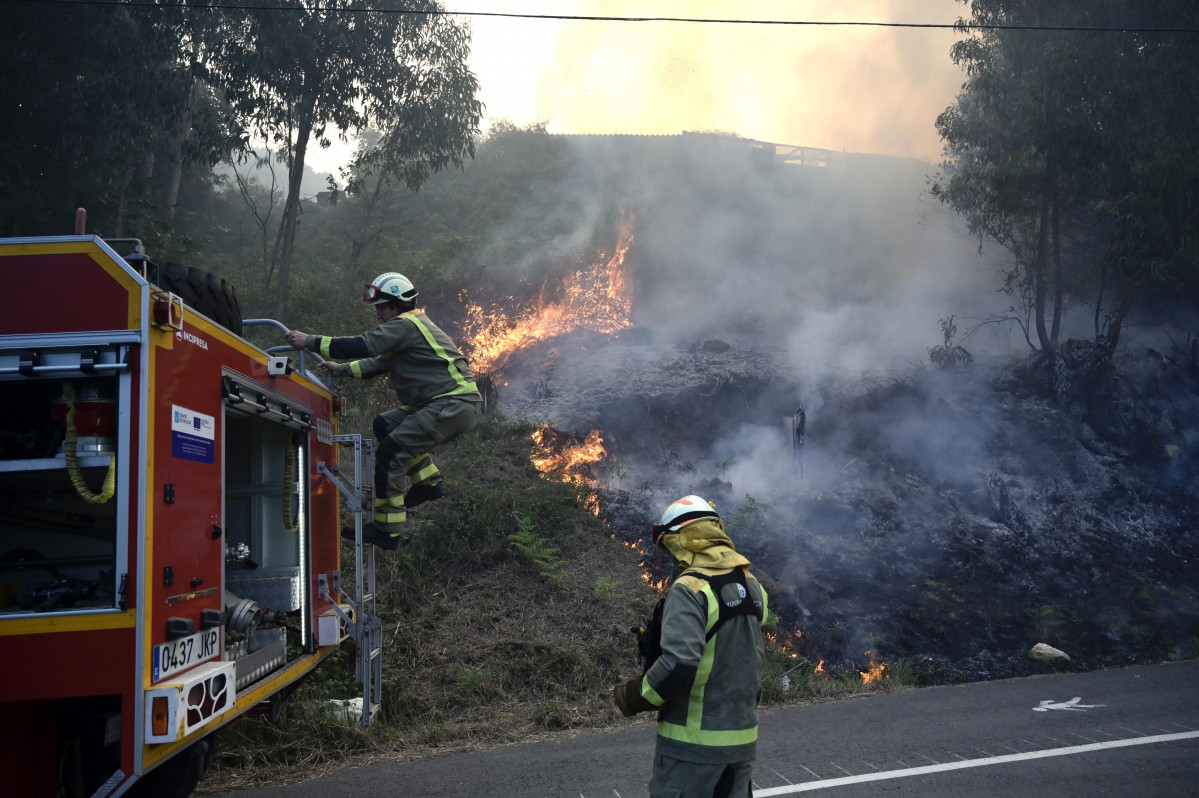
[641,679,666,707]
[318,336,333,358]
[405,454,441,484]
[375,506,406,524]
[656,722,758,747]
[349,360,364,378]
[404,312,478,397]
[375,496,405,524]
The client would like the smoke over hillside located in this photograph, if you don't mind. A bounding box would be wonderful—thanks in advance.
[449,133,1199,681]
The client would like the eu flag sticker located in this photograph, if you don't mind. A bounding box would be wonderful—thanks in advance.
[171,405,215,464]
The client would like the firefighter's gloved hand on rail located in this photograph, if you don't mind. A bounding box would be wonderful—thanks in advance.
[613,676,655,717]
[319,360,344,377]
[284,330,310,349]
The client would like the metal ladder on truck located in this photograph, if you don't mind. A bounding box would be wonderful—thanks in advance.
[317,434,383,727]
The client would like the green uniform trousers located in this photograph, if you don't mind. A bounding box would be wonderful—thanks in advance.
[648,754,753,798]
[372,397,481,518]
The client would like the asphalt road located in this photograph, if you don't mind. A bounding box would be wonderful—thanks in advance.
[211,660,1199,797]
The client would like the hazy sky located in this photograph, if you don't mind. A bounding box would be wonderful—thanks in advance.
[306,0,968,173]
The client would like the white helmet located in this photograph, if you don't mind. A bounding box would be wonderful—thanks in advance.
[652,494,719,546]
[363,272,417,305]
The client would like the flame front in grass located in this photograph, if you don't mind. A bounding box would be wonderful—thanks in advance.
[530,425,607,487]
[462,230,634,375]
[767,628,804,660]
[859,651,888,684]
[640,571,670,592]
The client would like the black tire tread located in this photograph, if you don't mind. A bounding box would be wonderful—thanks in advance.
[152,261,243,335]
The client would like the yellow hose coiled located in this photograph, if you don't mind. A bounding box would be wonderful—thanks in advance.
[62,381,116,504]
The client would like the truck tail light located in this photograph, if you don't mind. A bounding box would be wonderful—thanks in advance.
[151,291,184,331]
[153,300,181,327]
[151,696,170,737]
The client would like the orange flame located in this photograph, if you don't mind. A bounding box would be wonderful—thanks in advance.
[767,628,804,660]
[640,572,670,592]
[814,659,826,674]
[530,425,606,487]
[462,229,634,375]
[859,651,888,684]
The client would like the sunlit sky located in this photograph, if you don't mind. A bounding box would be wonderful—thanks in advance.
[306,0,968,174]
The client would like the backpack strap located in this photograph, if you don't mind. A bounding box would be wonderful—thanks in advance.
[682,568,764,641]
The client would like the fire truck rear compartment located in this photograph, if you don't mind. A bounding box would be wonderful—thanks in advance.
[0,374,122,615]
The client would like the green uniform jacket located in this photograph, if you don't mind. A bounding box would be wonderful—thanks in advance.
[641,518,769,764]
[306,310,481,407]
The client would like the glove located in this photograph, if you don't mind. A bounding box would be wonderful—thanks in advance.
[613,676,656,717]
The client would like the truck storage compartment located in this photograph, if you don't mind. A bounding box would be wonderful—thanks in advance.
[0,371,125,616]
[222,375,314,686]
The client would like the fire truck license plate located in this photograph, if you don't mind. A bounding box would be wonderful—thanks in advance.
[153,629,220,682]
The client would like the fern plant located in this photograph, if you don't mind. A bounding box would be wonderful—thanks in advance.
[506,514,563,584]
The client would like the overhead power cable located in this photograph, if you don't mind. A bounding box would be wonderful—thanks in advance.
[6,0,1199,34]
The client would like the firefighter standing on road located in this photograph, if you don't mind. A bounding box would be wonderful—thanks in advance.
[614,495,769,798]
[284,272,482,550]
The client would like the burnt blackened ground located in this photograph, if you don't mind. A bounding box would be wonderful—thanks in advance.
[503,333,1199,685]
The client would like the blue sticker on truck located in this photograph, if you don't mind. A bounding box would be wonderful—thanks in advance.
[171,405,215,464]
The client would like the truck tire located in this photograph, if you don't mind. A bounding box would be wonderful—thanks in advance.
[151,262,243,336]
[125,734,216,798]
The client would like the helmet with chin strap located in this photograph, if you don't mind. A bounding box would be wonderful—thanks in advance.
[363,272,417,305]
[651,494,719,547]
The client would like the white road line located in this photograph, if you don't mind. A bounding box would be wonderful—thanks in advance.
[764,765,794,785]
[753,730,1199,796]
[798,764,822,780]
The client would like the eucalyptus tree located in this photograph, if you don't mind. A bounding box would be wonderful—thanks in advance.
[935,0,1199,367]
[1088,2,1199,349]
[217,0,482,319]
[934,1,1109,363]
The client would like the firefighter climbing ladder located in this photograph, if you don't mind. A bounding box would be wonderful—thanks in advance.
[316,434,383,727]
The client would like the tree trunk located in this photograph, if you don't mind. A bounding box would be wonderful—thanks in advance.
[1033,197,1053,357]
[1105,283,1142,352]
[272,111,314,320]
[339,172,390,302]
[165,80,199,223]
[1049,194,1063,349]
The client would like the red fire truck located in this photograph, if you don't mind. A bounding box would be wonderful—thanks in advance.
[0,222,381,797]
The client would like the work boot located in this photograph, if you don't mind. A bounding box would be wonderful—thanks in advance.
[340,522,401,550]
[404,481,445,509]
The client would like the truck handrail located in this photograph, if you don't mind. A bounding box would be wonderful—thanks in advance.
[241,318,334,390]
